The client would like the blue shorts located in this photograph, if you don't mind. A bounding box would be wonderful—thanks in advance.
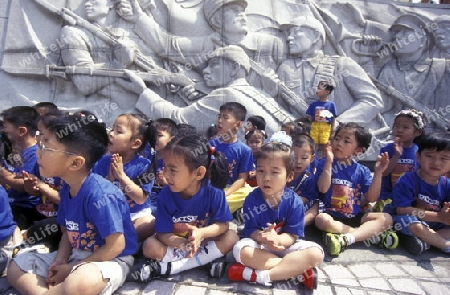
[393,214,448,236]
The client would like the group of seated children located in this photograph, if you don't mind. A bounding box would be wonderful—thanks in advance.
[0,93,449,294]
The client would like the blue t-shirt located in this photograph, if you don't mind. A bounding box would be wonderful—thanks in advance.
[93,154,154,214]
[57,173,137,256]
[155,181,232,235]
[287,171,318,202]
[392,171,450,213]
[306,101,337,124]
[0,185,16,241]
[209,139,254,186]
[317,159,372,218]
[5,145,41,208]
[379,143,418,200]
[241,187,305,238]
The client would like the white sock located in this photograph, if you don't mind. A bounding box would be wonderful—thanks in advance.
[241,267,271,286]
[165,241,224,275]
[344,233,356,245]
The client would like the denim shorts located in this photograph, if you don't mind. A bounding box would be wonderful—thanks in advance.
[393,214,447,236]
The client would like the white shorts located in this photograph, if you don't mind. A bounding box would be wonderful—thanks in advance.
[13,248,134,295]
[130,207,153,222]
[233,238,323,264]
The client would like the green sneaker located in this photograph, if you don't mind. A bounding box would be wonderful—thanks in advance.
[324,233,348,256]
[372,199,392,213]
[378,230,399,249]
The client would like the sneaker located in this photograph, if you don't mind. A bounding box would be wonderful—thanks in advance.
[401,234,430,255]
[209,261,227,278]
[324,233,348,256]
[299,267,318,290]
[126,258,162,282]
[372,199,392,213]
[378,230,399,249]
[228,262,254,283]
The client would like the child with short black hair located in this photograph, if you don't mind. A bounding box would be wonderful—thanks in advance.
[281,121,307,137]
[244,115,266,135]
[374,109,425,212]
[7,113,137,294]
[245,129,266,187]
[128,134,238,282]
[306,81,337,158]
[315,123,398,256]
[288,134,321,226]
[209,102,254,214]
[393,132,450,255]
[93,113,156,241]
[33,102,58,116]
[228,131,323,290]
[0,106,41,230]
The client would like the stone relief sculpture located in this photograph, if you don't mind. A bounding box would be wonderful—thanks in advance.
[0,0,449,145]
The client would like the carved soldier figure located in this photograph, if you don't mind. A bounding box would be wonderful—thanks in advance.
[117,0,284,90]
[377,14,448,127]
[432,15,450,59]
[271,16,385,132]
[117,45,293,136]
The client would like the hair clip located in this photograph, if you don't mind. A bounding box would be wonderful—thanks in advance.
[269,131,292,147]
[395,109,426,129]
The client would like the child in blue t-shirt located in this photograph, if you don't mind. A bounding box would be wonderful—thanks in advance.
[315,123,398,256]
[245,129,266,187]
[7,113,137,294]
[228,131,323,290]
[128,134,238,282]
[375,109,425,212]
[0,185,19,277]
[209,102,254,214]
[0,106,42,230]
[288,134,321,226]
[93,113,156,241]
[306,81,337,158]
[392,132,450,255]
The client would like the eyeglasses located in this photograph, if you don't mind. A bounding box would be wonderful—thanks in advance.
[37,141,77,156]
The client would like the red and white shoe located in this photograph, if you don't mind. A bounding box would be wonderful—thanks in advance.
[227,262,257,283]
[299,268,318,290]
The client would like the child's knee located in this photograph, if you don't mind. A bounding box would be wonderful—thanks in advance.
[233,238,256,263]
[409,222,426,235]
[216,229,239,253]
[314,213,331,229]
[142,235,162,259]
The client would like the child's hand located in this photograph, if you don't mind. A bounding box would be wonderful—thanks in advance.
[156,169,168,186]
[438,202,450,225]
[394,137,404,156]
[22,171,40,196]
[186,226,203,258]
[374,152,389,174]
[260,223,285,251]
[324,142,334,163]
[109,154,125,180]
[47,261,71,287]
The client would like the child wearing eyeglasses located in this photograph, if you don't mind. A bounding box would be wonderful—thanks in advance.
[306,81,337,159]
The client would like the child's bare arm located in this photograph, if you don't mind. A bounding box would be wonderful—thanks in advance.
[0,168,25,192]
[317,145,333,193]
[383,139,403,176]
[397,205,450,225]
[366,152,389,202]
[36,181,61,204]
[225,172,248,196]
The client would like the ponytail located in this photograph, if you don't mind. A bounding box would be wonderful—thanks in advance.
[207,146,228,189]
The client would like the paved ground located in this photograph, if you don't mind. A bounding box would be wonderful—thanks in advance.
[1,226,449,295]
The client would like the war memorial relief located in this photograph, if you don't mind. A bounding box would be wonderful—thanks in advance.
[0,0,448,150]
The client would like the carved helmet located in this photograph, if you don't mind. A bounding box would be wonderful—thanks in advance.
[212,45,251,74]
[203,0,248,22]
[389,14,433,49]
[279,16,326,45]
[435,15,450,25]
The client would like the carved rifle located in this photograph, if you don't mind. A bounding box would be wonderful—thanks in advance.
[249,60,308,117]
[369,75,450,130]
[32,0,195,88]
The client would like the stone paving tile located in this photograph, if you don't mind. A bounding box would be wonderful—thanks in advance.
[418,282,450,295]
[272,289,297,295]
[312,285,333,295]
[359,278,391,291]
[329,278,360,287]
[322,265,355,279]
[141,280,176,295]
[388,278,426,295]
[237,282,272,295]
[399,262,439,278]
[173,285,207,295]
[366,292,392,295]
[347,264,381,279]
[115,282,145,295]
[373,263,406,277]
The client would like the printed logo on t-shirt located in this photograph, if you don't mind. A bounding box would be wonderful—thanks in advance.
[391,159,415,186]
[416,194,440,212]
[172,214,209,237]
[329,179,362,216]
[314,106,327,122]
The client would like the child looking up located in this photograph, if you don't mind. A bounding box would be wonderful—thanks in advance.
[393,132,450,255]
[128,134,238,282]
[228,131,323,290]
[315,123,398,256]
[7,113,137,294]
[374,109,425,212]
[209,102,254,214]
[93,114,156,241]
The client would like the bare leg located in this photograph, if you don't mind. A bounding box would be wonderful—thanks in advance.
[142,235,168,260]
[304,203,319,226]
[315,212,357,234]
[134,215,155,241]
[411,224,450,250]
[7,261,48,295]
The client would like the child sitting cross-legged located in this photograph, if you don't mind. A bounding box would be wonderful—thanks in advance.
[392,132,450,255]
[315,123,398,256]
[228,131,324,290]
